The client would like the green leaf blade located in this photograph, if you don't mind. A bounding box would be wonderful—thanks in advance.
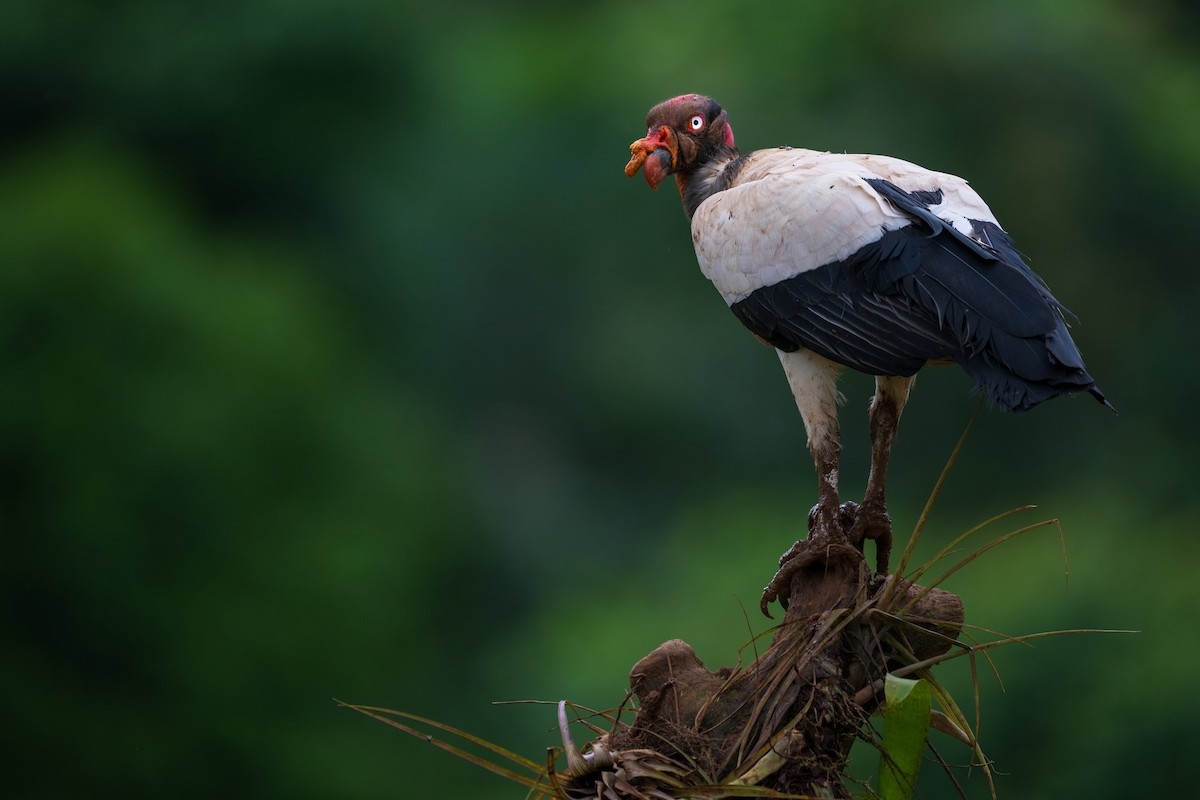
[877,675,932,800]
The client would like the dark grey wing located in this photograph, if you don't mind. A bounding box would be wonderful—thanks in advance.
[730,179,1108,412]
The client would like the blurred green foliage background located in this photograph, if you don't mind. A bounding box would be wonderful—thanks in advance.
[3,1,1197,797]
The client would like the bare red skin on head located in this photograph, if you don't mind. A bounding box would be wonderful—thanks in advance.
[643,126,673,150]
[626,97,734,194]
[642,148,672,189]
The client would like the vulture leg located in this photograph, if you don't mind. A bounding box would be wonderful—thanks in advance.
[777,348,846,538]
[761,349,848,613]
[850,374,915,575]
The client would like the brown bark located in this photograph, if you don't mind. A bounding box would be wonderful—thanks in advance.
[559,538,964,798]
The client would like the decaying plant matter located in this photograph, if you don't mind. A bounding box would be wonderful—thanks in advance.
[554,527,965,800]
[345,428,1122,798]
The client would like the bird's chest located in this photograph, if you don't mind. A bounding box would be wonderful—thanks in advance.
[690,195,797,306]
[688,170,912,306]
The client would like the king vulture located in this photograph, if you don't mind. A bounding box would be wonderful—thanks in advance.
[624,94,1110,612]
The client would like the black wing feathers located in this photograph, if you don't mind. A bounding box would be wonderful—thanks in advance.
[729,178,1108,412]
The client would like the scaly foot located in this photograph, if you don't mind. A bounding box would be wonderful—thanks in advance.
[847,499,892,576]
[760,500,860,616]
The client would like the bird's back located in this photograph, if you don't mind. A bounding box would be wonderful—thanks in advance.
[689,148,1108,412]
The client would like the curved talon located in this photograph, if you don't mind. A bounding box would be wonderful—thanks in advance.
[761,501,876,616]
[847,500,893,575]
[761,550,801,616]
[760,585,780,618]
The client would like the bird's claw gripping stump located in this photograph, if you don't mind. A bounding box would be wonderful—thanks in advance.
[847,499,894,577]
[760,500,883,617]
[760,536,866,618]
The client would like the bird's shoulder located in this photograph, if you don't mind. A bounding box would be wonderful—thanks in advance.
[690,149,908,303]
[690,147,1003,304]
[713,147,993,217]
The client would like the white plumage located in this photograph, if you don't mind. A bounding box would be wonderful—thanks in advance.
[692,148,999,304]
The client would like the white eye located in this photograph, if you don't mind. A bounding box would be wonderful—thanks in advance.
[689,114,704,131]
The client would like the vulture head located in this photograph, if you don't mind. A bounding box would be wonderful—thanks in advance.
[625,94,736,191]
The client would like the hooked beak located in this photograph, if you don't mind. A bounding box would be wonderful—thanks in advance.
[624,125,678,190]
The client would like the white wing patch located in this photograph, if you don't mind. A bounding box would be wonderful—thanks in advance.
[691,148,1000,304]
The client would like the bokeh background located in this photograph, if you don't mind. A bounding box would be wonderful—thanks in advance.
[4,1,1197,797]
